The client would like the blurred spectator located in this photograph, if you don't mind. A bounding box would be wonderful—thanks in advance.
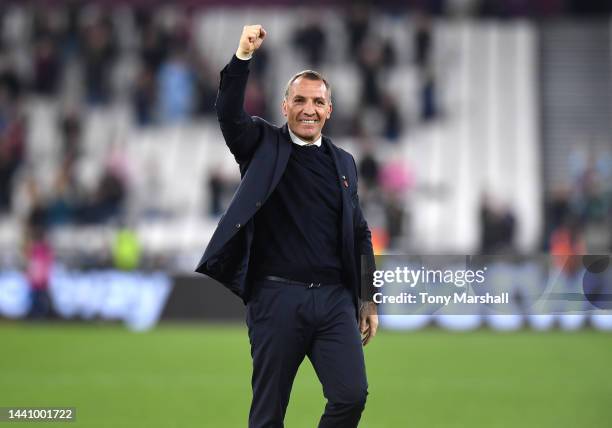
[412,12,439,122]
[544,146,612,253]
[0,151,15,213]
[379,156,414,249]
[414,12,433,70]
[133,66,157,126]
[92,168,126,222]
[81,16,117,105]
[385,193,406,249]
[25,178,47,231]
[32,35,62,96]
[379,157,414,195]
[193,58,217,117]
[479,194,516,253]
[358,147,380,191]
[381,93,402,140]
[112,226,141,271]
[356,145,380,211]
[32,7,62,44]
[140,20,169,74]
[61,0,83,57]
[547,187,571,231]
[158,48,195,123]
[357,40,384,107]
[168,8,194,52]
[205,167,239,218]
[345,3,371,60]
[77,152,127,224]
[573,156,609,223]
[572,154,611,251]
[420,67,438,121]
[208,168,225,217]
[22,179,54,320]
[46,168,76,227]
[24,225,54,319]
[0,57,23,103]
[543,186,571,250]
[140,158,167,219]
[381,38,397,69]
[0,106,26,214]
[292,18,327,66]
[60,110,82,161]
[550,216,585,274]
[31,9,65,86]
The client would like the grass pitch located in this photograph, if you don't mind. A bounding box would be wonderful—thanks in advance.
[0,322,610,427]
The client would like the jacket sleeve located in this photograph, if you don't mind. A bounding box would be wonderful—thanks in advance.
[351,156,377,302]
[215,55,262,166]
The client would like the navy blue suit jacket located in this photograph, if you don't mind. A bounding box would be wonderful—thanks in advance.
[195,56,375,311]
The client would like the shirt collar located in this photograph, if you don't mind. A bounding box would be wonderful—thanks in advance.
[287,126,322,147]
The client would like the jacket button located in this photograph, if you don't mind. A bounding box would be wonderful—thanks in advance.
[235,223,241,228]
[255,201,262,208]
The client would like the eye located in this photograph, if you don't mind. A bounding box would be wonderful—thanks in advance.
[316,100,325,106]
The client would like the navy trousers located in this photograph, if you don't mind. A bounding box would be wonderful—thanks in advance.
[246,280,368,428]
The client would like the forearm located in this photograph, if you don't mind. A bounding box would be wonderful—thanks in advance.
[215,55,251,123]
[216,23,265,121]
[216,25,267,165]
[216,23,264,121]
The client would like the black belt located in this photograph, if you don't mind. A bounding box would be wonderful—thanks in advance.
[260,275,342,289]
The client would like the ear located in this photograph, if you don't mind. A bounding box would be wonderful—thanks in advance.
[327,102,332,119]
[282,99,288,118]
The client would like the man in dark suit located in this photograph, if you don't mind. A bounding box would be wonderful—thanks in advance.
[196,25,378,428]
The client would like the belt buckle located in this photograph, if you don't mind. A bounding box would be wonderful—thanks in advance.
[307,282,321,289]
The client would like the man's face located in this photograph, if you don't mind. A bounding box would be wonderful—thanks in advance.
[282,77,332,142]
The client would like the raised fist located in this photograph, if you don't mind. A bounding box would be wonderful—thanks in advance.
[236,25,267,59]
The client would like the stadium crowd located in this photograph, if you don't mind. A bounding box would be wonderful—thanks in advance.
[0,1,610,272]
[0,3,442,253]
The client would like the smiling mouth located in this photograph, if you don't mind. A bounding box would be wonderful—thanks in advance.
[299,119,318,124]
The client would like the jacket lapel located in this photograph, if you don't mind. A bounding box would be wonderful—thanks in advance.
[323,136,356,274]
[269,125,292,198]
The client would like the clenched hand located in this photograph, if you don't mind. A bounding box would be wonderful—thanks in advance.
[236,24,267,60]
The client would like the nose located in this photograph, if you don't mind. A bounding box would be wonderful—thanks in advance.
[303,101,316,115]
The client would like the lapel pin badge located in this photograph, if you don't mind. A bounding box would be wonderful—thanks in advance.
[342,175,349,188]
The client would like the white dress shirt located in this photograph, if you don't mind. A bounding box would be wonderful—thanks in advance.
[288,127,322,147]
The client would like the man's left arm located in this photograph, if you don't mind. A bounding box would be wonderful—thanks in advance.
[351,156,378,346]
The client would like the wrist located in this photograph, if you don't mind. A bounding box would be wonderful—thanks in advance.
[235,48,253,61]
[360,301,378,314]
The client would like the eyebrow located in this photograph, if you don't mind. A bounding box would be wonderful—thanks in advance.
[292,95,327,103]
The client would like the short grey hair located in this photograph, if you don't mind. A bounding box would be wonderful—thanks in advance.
[284,70,332,102]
